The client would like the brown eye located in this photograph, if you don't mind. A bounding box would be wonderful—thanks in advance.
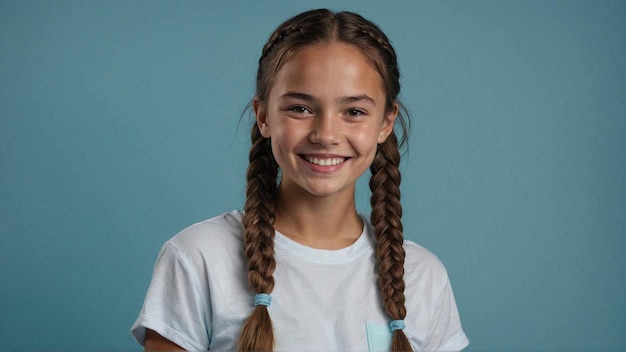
[289,106,310,114]
[346,108,365,117]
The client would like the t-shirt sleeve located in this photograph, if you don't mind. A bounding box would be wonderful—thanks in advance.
[130,242,211,351]
[424,274,469,351]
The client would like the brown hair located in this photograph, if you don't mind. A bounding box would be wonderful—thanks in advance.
[240,8,412,351]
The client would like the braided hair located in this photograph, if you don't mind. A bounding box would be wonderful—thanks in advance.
[239,9,411,351]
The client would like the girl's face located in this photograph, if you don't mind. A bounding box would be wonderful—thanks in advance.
[255,42,397,200]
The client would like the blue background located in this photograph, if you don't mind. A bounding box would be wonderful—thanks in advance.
[1,1,624,350]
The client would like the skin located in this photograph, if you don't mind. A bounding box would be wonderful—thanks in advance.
[143,40,398,350]
[255,42,397,249]
[143,329,183,351]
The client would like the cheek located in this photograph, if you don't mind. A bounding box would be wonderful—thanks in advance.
[352,127,382,151]
[269,122,302,159]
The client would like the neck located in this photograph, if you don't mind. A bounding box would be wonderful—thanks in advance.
[273,185,363,250]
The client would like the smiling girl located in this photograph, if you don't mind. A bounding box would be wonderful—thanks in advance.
[131,9,468,351]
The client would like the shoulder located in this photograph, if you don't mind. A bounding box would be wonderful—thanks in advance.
[402,239,451,288]
[403,240,446,271]
[164,210,245,261]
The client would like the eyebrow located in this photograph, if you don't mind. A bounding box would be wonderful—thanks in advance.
[338,95,376,106]
[280,92,377,106]
[281,92,315,101]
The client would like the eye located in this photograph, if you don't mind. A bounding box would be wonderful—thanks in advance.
[346,108,366,117]
[288,105,311,114]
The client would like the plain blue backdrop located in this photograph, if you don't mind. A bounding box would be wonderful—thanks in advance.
[1,1,624,350]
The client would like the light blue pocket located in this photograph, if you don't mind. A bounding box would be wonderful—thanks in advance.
[366,322,392,352]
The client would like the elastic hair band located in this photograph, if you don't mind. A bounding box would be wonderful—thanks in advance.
[389,320,405,332]
[254,293,272,307]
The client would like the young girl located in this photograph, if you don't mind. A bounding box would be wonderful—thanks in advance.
[131,8,468,351]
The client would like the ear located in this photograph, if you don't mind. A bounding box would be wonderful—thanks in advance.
[254,97,271,138]
[377,104,398,144]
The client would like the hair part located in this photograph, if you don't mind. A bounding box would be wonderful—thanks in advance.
[240,8,412,351]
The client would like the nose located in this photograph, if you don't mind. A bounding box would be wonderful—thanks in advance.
[309,113,341,146]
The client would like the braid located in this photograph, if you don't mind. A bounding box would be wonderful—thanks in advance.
[350,24,402,119]
[369,132,413,352]
[357,28,399,77]
[238,124,279,351]
[256,9,334,99]
[259,25,301,63]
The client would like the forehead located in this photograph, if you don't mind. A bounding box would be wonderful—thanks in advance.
[268,42,385,100]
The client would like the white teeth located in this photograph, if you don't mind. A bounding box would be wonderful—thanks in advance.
[304,156,345,166]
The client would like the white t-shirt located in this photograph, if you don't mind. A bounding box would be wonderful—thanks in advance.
[131,211,469,351]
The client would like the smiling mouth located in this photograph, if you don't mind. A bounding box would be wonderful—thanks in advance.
[301,155,348,166]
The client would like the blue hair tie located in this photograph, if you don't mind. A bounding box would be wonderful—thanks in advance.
[389,320,405,332]
[254,293,272,307]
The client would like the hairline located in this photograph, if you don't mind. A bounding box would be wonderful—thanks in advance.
[258,38,395,112]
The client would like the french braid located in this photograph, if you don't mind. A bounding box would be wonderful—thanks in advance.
[370,132,412,351]
[239,124,279,351]
[352,13,413,350]
[256,9,331,101]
